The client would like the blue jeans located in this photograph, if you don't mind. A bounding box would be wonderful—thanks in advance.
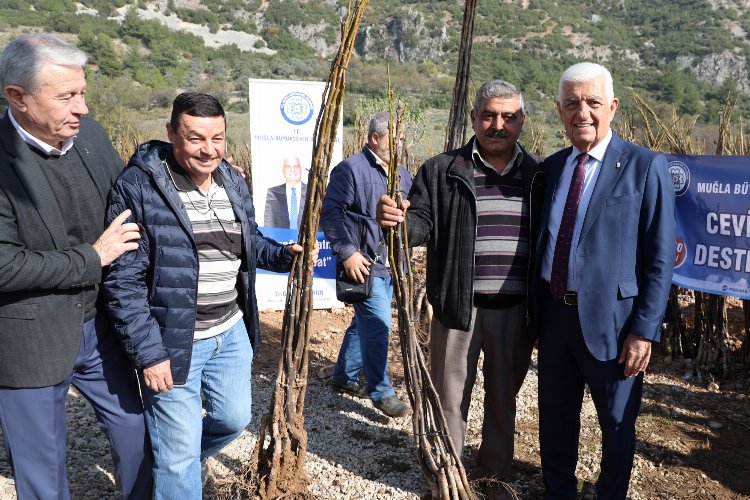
[141,318,253,500]
[332,275,396,401]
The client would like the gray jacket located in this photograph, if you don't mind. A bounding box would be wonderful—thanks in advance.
[0,114,123,388]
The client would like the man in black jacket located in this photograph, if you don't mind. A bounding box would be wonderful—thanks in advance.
[0,33,151,498]
[378,80,543,496]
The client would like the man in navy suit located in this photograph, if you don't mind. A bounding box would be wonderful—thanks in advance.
[264,154,307,229]
[534,62,675,499]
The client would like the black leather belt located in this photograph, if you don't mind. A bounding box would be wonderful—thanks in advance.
[562,292,578,306]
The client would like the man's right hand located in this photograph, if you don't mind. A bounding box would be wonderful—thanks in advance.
[343,251,371,284]
[376,194,410,228]
[93,209,141,266]
[143,359,174,393]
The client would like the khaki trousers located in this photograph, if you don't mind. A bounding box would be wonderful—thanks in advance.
[429,304,534,480]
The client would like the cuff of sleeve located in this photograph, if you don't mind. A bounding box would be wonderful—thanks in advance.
[79,244,103,286]
[336,244,357,262]
[629,321,661,343]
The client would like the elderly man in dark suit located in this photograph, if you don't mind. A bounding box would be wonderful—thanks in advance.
[0,33,152,498]
[534,62,675,499]
[263,154,307,229]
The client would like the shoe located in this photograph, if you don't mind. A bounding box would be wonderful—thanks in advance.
[317,364,335,380]
[373,395,409,418]
[331,380,368,398]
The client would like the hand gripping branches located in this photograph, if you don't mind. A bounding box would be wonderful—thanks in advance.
[249,2,369,497]
[384,77,475,499]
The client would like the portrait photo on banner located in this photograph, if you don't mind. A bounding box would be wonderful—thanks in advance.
[248,78,343,309]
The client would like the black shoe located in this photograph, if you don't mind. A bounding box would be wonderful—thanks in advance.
[373,395,409,418]
[331,380,367,398]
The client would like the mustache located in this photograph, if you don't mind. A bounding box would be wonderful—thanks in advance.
[486,129,509,138]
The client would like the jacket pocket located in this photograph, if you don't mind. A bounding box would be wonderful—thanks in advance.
[606,193,637,205]
[618,280,639,299]
[0,302,38,320]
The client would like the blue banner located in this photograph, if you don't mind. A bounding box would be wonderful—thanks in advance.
[256,228,335,280]
[668,154,750,299]
[254,227,340,310]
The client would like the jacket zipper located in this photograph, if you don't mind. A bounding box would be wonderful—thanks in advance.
[447,170,478,301]
[525,170,542,327]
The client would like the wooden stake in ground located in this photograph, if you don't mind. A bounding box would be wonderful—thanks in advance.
[444,0,477,152]
[385,80,475,500]
[249,2,368,497]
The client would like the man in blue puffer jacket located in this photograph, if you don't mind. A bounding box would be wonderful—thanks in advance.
[103,93,308,499]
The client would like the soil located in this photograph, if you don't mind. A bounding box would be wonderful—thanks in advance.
[254,293,750,499]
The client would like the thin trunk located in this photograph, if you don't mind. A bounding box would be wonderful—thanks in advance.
[386,81,476,500]
[249,3,369,497]
[444,0,477,152]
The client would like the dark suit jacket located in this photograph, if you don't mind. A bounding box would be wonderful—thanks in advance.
[534,133,675,361]
[0,113,124,388]
[263,182,306,228]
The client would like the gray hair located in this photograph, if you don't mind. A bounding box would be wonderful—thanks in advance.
[0,33,87,94]
[473,80,526,116]
[367,111,390,138]
[557,62,614,103]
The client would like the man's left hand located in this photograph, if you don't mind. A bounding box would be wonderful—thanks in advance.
[224,155,247,178]
[617,333,652,377]
[288,241,320,262]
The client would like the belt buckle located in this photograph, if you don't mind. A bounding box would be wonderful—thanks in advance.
[563,292,577,306]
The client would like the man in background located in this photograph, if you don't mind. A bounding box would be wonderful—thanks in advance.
[320,111,412,418]
[0,33,151,499]
[264,154,307,229]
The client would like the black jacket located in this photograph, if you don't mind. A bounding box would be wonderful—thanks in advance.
[406,138,544,331]
[0,114,123,388]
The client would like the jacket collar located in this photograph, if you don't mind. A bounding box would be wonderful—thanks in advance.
[361,145,389,176]
[0,114,109,249]
[579,132,628,242]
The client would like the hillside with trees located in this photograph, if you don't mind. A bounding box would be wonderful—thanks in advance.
[1,0,749,148]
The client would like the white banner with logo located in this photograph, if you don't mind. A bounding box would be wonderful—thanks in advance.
[248,79,344,310]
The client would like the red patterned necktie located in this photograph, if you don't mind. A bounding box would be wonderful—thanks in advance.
[549,153,590,300]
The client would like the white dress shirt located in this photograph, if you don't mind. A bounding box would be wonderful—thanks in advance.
[8,108,76,156]
[541,129,613,291]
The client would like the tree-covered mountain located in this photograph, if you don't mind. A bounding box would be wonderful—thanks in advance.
[1,0,748,129]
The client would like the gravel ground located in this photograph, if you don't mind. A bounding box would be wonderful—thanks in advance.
[4,310,746,499]
[0,331,544,499]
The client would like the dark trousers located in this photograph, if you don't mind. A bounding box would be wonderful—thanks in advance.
[538,284,643,500]
[0,315,153,499]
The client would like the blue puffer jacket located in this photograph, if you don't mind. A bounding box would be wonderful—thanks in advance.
[102,140,293,385]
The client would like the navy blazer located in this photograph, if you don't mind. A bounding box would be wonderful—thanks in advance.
[534,133,676,361]
[263,182,307,228]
